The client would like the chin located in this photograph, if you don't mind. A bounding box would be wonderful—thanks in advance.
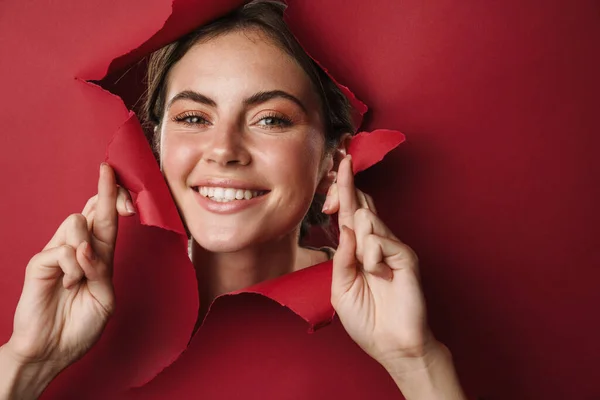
[189,227,263,253]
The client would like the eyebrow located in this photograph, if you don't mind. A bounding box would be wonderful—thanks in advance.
[166,89,308,113]
[244,90,308,113]
[167,90,216,109]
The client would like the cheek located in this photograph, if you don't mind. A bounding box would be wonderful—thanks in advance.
[160,134,199,187]
[266,134,325,197]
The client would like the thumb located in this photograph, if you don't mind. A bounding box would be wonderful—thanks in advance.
[332,225,359,299]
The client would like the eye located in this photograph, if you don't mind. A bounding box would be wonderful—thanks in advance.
[256,113,293,129]
[172,112,210,127]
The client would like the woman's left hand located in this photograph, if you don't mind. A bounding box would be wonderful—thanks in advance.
[322,155,434,370]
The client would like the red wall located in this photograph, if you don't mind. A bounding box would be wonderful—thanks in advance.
[1,0,598,398]
[285,1,600,398]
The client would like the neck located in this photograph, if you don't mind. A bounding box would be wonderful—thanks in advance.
[190,233,330,328]
[191,235,297,303]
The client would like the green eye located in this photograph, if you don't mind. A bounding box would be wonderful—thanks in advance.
[173,112,210,126]
[260,117,279,125]
[184,116,203,124]
[257,114,293,128]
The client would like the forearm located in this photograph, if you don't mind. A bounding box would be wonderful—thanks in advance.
[0,344,58,400]
[384,341,467,400]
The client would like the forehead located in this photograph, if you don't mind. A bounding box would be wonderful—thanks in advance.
[165,29,319,105]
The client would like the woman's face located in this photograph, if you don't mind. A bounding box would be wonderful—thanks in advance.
[159,29,332,252]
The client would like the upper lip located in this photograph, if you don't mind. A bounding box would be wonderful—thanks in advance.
[190,178,270,192]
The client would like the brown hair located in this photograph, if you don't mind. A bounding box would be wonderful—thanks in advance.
[143,0,355,241]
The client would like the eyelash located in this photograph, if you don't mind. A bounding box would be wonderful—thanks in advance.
[172,112,210,127]
[171,111,293,129]
[257,112,293,129]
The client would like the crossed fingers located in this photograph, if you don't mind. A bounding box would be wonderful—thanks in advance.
[328,156,417,284]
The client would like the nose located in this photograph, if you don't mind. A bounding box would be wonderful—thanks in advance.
[201,121,251,167]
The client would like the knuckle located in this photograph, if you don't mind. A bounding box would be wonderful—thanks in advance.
[26,252,42,270]
[83,198,97,215]
[365,233,379,247]
[399,241,414,255]
[57,244,75,259]
[408,247,420,264]
[355,207,374,221]
[66,213,87,229]
[85,194,98,207]
[397,243,419,264]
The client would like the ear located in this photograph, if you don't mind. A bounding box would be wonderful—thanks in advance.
[316,133,353,194]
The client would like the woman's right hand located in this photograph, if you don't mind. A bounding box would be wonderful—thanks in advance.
[3,163,135,386]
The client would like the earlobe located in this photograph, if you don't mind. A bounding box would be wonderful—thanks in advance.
[339,133,353,156]
[316,170,336,194]
[316,155,335,194]
[332,133,353,172]
[316,133,353,194]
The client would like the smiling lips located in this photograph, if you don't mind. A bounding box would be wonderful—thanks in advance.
[190,178,270,214]
[194,186,268,203]
[192,185,269,214]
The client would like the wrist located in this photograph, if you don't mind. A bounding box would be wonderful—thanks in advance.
[376,329,439,373]
[380,338,443,379]
[0,344,60,400]
[383,341,467,400]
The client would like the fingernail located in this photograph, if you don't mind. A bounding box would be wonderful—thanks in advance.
[125,199,136,214]
[322,196,330,212]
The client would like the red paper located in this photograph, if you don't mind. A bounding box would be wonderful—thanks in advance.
[229,261,335,332]
[105,111,186,235]
[348,130,406,174]
[125,261,402,399]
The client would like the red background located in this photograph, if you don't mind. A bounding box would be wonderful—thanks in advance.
[1,0,599,398]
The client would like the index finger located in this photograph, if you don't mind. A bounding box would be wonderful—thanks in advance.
[337,155,359,230]
[93,163,118,260]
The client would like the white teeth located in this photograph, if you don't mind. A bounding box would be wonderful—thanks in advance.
[197,186,265,202]
[224,188,236,200]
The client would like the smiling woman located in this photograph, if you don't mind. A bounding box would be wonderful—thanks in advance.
[144,0,356,243]
[0,1,466,399]
[158,28,332,256]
